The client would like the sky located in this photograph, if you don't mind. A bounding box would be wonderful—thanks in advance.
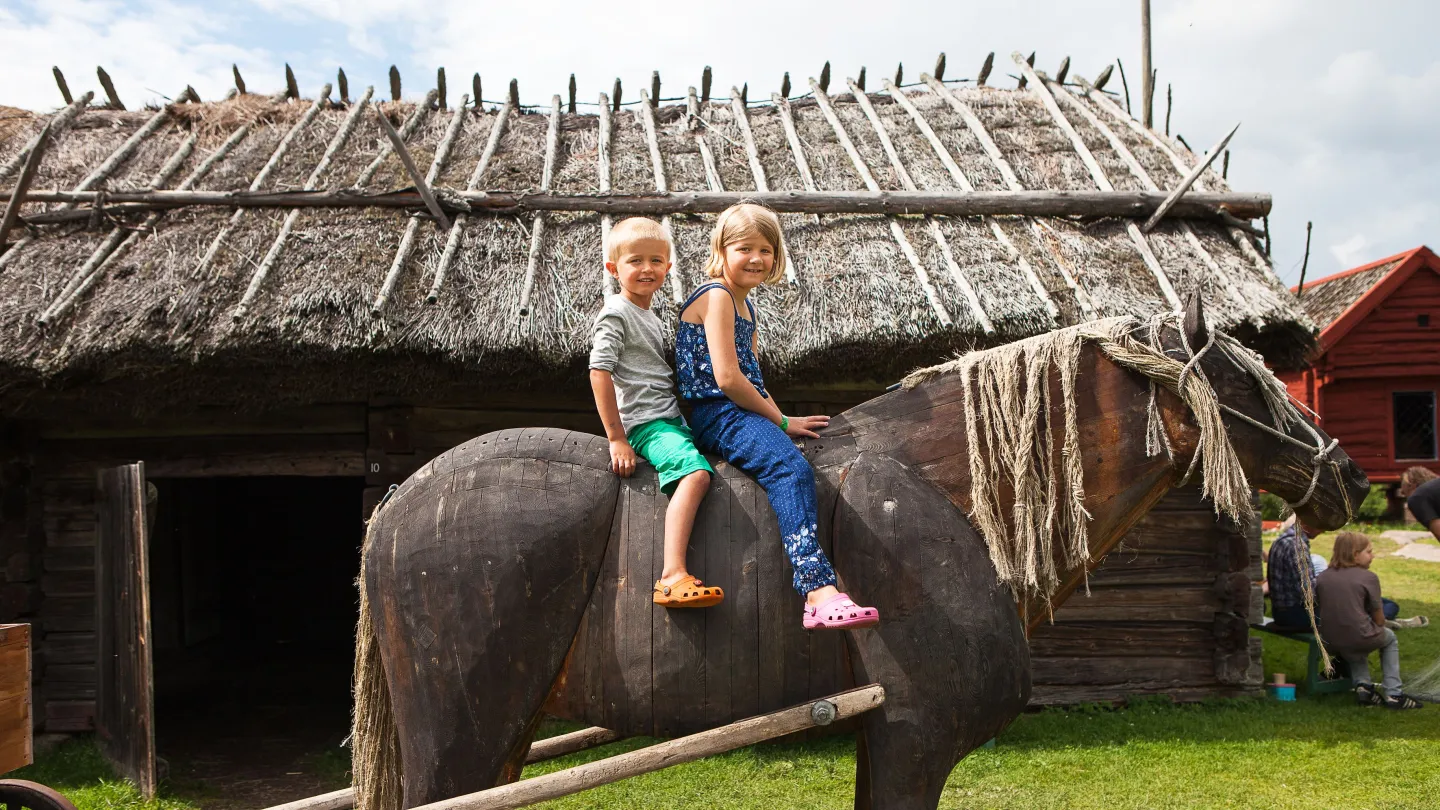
[2,0,1436,286]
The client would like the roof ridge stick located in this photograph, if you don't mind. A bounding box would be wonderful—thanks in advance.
[1072,74,1286,297]
[885,78,1057,322]
[0,92,94,181]
[638,89,684,304]
[516,94,563,317]
[1011,54,1182,311]
[427,91,516,304]
[0,87,187,271]
[40,124,253,325]
[233,83,367,321]
[688,88,725,192]
[355,88,440,188]
[771,92,824,236]
[191,83,332,280]
[856,79,992,334]
[918,71,1094,320]
[372,96,469,315]
[1048,79,1247,311]
[40,132,196,322]
[807,77,952,328]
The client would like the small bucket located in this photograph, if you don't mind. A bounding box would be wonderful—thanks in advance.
[1267,683,1297,701]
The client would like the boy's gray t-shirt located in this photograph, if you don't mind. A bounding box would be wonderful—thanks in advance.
[589,295,683,434]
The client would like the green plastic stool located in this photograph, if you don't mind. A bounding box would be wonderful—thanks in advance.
[1253,625,1352,696]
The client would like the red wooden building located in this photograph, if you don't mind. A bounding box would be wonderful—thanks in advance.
[1281,245,1440,484]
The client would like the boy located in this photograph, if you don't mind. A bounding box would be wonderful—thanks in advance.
[590,217,722,608]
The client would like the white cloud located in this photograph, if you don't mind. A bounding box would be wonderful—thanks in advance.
[1330,234,1372,268]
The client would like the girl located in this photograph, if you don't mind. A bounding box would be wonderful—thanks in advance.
[1315,532,1422,710]
[675,203,879,630]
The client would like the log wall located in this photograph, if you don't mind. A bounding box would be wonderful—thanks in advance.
[0,391,1260,731]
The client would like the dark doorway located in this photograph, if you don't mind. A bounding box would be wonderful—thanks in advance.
[147,476,364,807]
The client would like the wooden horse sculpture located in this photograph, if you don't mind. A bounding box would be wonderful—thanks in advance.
[352,299,1369,810]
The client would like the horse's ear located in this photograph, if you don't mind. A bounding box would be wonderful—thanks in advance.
[1183,292,1208,351]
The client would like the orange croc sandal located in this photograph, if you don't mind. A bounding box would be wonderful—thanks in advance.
[653,575,724,608]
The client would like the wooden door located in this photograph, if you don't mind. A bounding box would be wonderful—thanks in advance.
[95,463,156,798]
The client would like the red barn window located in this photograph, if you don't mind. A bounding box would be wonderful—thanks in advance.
[1393,391,1438,460]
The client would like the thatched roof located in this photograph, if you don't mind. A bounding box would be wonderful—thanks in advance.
[1296,250,1413,329]
[0,63,1312,414]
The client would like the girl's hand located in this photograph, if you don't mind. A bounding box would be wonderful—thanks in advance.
[784,414,829,439]
[609,440,638,477]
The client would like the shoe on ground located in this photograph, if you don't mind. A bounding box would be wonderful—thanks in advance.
[1355,682,1384,707]
[1383,692,1425,710]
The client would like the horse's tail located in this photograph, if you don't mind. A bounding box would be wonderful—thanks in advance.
[352,508,403,810]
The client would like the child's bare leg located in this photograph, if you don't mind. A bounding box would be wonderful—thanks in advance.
[806,585,841,607]
[660,469,711,585]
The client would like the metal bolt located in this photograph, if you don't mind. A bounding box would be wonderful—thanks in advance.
[810,699,837,726]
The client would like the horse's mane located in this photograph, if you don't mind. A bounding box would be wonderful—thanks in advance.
[902,314,1294,607]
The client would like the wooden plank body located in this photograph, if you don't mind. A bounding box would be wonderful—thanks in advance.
[95,463,156,798]
[0,624,32,774]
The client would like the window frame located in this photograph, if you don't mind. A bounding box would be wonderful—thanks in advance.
[1392,389,1439,462]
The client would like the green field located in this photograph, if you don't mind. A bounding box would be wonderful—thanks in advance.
[14,526,1440,809]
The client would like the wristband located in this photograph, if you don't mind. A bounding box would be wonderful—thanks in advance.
[780,415,789,432]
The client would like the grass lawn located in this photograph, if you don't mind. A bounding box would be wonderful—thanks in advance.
[14,526,1440,810]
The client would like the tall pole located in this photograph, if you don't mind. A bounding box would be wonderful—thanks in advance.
[1141,0,1154,128]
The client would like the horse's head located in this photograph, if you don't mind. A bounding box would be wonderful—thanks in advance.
[1158,295,1369,531]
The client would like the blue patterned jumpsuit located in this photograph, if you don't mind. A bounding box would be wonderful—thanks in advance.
[675,283,838,596]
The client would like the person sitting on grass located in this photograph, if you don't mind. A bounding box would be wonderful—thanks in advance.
[1316,532,1424,710]
[1267,515,1317,629]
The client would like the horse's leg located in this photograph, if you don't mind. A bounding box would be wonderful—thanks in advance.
[368,432,622,807]
[835,454,1031,810]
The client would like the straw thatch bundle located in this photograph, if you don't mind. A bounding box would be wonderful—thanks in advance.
[0,72,1313,415]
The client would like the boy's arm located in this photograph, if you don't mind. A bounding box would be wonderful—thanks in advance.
[589,369,636,477]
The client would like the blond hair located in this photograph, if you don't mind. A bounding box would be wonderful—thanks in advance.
[703,203,787,283]
[1400,465,1437,497]
[1330,531,1373,569]
[606,217,672,263]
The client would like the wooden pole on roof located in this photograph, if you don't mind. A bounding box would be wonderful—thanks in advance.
[437,67,447,109]
[920,72,1084,318]
[612,78,622,111]
[1141,122,1239,232]
[597,91,616,295]
[688,88,724,192]
[232,85,370,321]
[372,95,469,315]
[390,66,401,101]
[517,94,564,317]
[1056,56,1070,85]
[977,52,994,87]
[233,64,247,94]
[893,63,903,87]
[701,67,711,105]
[0,86,186,270]
[338,69,350,104]
[1295,221,1312,298]
[427,88,517,303]
[866,79,992,333]
[40,132,196,323]
[856,66,866,91]
[285,64,300,100]
[374,103,451,229]
[0,122,51,256]
[355,88,438,187]
[780,73,790,99]
[1222,150,1230,179]
[52,68,72,105]
[819,62,831,93]
[808,77,952,328]
[508,79,519,108]
[651,72,660,107]
[728,87,769,192]
[473,74,482,108]
[96,66,124,109]
[1093,64,1113,91]
[568,74,577,113]
[1014,54,1181,310]
[1116,58,1132,113]
[41,123,252,324]
[1165,82,1172,135]
[1141,0,1153,127]
[639,89,684,304]
[1016,52,1035,89]
[1,92,92,181]
[190,83,332,279]
[933,53,946,82]
[772,91,821,231]
[1048,76,1247,310]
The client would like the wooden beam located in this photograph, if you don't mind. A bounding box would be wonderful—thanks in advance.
[52,67,72,104]
[701,67,711,106]
[96,66,124,109]
[1141,0,1154,128]
[374,96,469,315]
[568,74,576,113]
[650,71,660,107]
[977,52,994,87]
[517,95,563,317]
[407,686,885,810]
[356,89,438,188]
[233,85,371,320]
[426,92,515,303]
[1141,123,1239,232]
[338,68,349,104]
[40,123,253,325]
[285,64,300,100]
[597,91,616,296]
[1,92,92,181]
[233,64,247,94]
[0,121,51,254]
[18,188,1271,222]
[636,90,683,303]
[920,72,1092,318]
[1013,55,1181,311]
[375,101,451,229]
[933,52,947,82]
[688,88,724,191]
[437,67,447,110]
[808,78,952,328]
[389,66,401,101]
[39,132,196,323]
[190,84,332,279]
[863,79,992,333]
[1046,79,1247,310]
[772,94,818,195]
[728,87,769,193]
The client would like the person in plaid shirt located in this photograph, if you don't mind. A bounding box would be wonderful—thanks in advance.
[1268,518,1316,629]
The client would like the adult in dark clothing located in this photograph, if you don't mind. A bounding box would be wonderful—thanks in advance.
[1267,519,1315,629]
[1401,465,1440,540]
[1316,532,1422,709]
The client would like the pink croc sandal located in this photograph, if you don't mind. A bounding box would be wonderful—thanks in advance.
[802,593,880,630]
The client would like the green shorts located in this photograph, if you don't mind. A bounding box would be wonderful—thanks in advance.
[628,417,713,495]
